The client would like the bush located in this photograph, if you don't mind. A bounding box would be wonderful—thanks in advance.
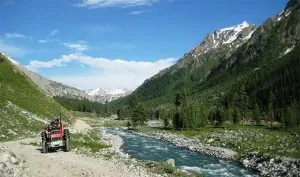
[164,163,175,174]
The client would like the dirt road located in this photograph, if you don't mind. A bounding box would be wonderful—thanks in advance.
[1,137,160,177]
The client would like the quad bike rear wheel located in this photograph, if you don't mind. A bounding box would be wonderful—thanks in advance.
[63,129,71,152]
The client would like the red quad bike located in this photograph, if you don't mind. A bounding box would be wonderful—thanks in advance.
[41,115,71,153]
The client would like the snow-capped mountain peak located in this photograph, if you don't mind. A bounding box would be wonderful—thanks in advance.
[85,88,132,103]
[188,21,256,56]
[218,21,250,33]
[176,21,257,68]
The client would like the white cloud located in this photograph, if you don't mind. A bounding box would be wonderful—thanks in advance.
[76,0,159,8]
[62,42,88,52]
[25,53,177,89]
[49,29,59,37]
[4,32,27,39]
[38,39,48,43]
[130,10,152,15]
[0,40,27,57]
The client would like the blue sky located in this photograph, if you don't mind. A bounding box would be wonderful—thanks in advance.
[0,0,287,90]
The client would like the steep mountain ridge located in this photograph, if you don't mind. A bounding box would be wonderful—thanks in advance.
[208,0,300,79]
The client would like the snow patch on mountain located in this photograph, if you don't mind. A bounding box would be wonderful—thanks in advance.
[283,46,295,56]
[85,88,132,103]
[218,21,250,33]
[244,30,256,40]
[0,52,19,65]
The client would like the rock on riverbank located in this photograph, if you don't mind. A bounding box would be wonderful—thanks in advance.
[241,152,300,177]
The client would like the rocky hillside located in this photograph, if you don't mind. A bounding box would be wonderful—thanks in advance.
[8,58,95,101]
[111,0,300,111]
[86,88,132,103]
[0,53,72,142]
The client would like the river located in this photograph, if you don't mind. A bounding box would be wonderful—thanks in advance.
[105,128,258,177]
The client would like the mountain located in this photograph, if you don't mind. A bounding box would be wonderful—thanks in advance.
[0,54,129,104]
[86,88,132,103]
[110,0,300,113]
[0,53,95,101]
[113,21,257,106]
[0,53,72,142]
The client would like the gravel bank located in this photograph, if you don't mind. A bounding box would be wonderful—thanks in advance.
[0,146,28,177]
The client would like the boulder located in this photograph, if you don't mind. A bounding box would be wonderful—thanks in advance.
[166,159,175,168]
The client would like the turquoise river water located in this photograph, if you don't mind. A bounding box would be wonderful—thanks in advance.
[105,128,258,177]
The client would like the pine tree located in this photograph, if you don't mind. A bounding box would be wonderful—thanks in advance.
[283,104,298,128]
[208,109,215,125]
[232,107,240,125]
[173,92,186,130]
[215,106,225,127]
[240,85,249,128]
[268,91,275,126]
[224,108,232,122]
[155,110,160,120]
[128,95,138,108]
[252,103,261,125]
[117,109,122,120]
[164,118,169,129]
[173,112,183,130]
[131,104,147,128]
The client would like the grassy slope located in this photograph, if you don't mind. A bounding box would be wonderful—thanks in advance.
[0,56,72,141]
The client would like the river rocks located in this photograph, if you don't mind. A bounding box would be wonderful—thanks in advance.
[242,159,250,168]
[0,146,27,177]
[240,152,300,177]
[100,128,130,159]
[99,128,163,177]
[207,138,214,143]
[166,159,175,167]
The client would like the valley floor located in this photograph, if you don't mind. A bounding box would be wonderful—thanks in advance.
[0,118,162,177]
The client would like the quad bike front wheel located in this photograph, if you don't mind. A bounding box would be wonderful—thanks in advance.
[41,132,48,153]
[64,138,71,152]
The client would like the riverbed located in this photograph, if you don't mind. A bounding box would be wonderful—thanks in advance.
[105,128,258,177]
